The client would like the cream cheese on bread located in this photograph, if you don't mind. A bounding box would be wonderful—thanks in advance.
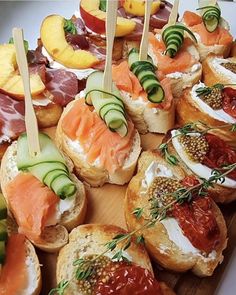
[22,255,38,295]
[211,57,236,83]
[171,129,236,188]
[191,83,236,124]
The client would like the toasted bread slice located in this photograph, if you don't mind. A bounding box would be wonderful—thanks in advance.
[162,131,236,203]
[56,224,175,295]
[176,84,236,147]
[55,99,141,187]
[202,55,236,86]
[125,151,227,276]
[0,141,87,253]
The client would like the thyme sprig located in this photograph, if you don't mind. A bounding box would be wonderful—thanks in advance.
[49,158,236,295]
[195,83,236,96]
[159,121,236,165]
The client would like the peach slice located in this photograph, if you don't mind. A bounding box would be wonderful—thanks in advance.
[122,0,161,17]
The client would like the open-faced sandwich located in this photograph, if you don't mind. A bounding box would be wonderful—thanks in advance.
[177,82,236,146]
[56,71,141,187]
[182,1,233,61]
[54,223,175,295]
[202,55,236,86]
[0,132,87,252]
[0,42,79,159]
[125,151,227,275]
[112,48,175,134]
[161,124,236,203]
[0,194,42,295]
[148,2,202,97]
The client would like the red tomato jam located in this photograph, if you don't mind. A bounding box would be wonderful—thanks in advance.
[223,87,236,118]
[203,134,236,180]
[172,196,220,253]
[94,265,163,295]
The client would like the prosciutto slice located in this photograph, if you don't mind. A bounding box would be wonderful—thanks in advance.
[45,69,78,106]
[0,93,25,144]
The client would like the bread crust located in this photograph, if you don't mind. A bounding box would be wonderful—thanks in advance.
[55,99,141,187]
[125,151,227,276]
[56,224,175,295]
[162,132,236,203]
[0,141,87,252]
[202,55,236,86]
[176,88,236,148]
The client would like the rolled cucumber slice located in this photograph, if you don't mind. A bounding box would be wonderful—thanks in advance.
[0,241,5,264]
[128,48,165,103]
[85,71,128,137]
[0,194,7,220]
[0,220,7,242]
[0,194,7,266]
[197,5,221,33]
[17,133,77,199]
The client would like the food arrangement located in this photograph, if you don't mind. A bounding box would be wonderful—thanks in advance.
[0,0,236,294]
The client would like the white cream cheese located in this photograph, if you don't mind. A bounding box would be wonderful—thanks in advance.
[42,47,95,80]
[161,218,200,254]
[21,256,38,295]
[212,57,236,83]
[191,82,236,124]
[171,129,236,188]
[32,98,52,107]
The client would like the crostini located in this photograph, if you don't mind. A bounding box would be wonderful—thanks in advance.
[202,55,236,86]
[125,151,227,275]
[177,82,236,146]
[0,194,42,295]
[55,223,175,295]
[56,71,141,187]
[0,132,87,252]
[182,3,233,61]
[148,24,202,97]
[162,126,236,203]
[112,49,175,134]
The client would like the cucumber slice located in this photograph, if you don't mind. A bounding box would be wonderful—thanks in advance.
[197,5,221,33]
[17,133,77,199]
[116,123,128,137]
[44,169,68,189]
[85,71,128,137]
[0,241,5,264]
[0,220,7,242]
[162,24,197,58]
[51,175,77,200]
[128,48,165,103]
[0,194,7,220]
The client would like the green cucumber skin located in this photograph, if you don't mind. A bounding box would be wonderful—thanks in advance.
[85,71,128,137]
[0,195,7,266]
[198,6,221,33]
[0,196,7,220]
[0,241,6,264]
[128,49,165,103]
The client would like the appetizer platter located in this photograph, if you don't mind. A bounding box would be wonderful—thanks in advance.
[0,0,236,294]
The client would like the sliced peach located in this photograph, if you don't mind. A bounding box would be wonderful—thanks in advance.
[122,0,161,17]
[40,15,99,69]
[80,0,136,37]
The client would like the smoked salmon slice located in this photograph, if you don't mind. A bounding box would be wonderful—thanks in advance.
[6,173,59,242]
[0,234,28,295]
[62,99,135,173]
[183,11,233,46]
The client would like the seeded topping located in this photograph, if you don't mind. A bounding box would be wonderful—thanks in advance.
[200,87,223,109]
[76,255,122,294]
[221,62,236,74]
[179,134,209,163]
[148,177,182,206]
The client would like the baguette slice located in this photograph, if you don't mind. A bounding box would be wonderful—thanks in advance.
[125,151,227,276]
[202,55,236,86]
[162,131,236,203]
[0,217,42,295]
[55,99,141,187]
[0,141,87,253]
[148,36,202,98]
[176,84,236,147]
[56,223,175,295]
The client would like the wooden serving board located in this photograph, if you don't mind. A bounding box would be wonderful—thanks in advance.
[39,130,236,295]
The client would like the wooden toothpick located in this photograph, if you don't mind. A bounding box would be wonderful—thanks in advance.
[167,0,179,26]
[103,0,118,93]
[12,28,40,157]
[199,0,217,8]
[139,0,153,61]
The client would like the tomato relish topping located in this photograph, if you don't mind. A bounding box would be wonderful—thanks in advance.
[94,265,163,295]
[222,87,236,119]
[203,134,236,180]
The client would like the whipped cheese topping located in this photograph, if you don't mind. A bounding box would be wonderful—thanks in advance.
[171,129,236,188]
[42,47,95,80]
[32,98,51,107]
[21,256,38,295]
[212,57,236,83]
[191,82,236,124]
